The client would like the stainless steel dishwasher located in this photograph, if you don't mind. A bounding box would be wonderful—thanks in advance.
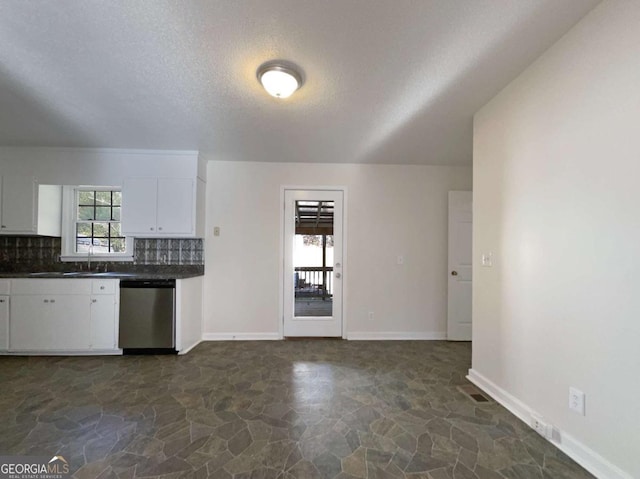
[119,279,177,354]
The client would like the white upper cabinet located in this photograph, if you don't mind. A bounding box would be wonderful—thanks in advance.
[0,176,62,236]
[121,178,158,235]
[122,177,202,237]
[157,178,193,234]
[1,176,35,233]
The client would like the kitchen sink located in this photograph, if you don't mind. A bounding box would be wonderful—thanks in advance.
[27,271,138,277]
[28,272,68,276]
[91,272,138,277]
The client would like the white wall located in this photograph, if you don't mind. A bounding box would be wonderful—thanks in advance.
[472,2,640,477]
[0,147,201,185]
[203,161,471,339]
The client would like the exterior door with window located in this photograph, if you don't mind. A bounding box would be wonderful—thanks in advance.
[283,189,344,337]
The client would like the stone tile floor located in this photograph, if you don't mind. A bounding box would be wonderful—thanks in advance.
[0,341,594,478]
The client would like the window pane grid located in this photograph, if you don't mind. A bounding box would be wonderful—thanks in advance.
[75,189,126,254]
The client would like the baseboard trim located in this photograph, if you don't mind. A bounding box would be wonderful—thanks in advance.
[0,349,123,356]
[347,331,447,340]
[467,369,631,479]
[201,332,447,341]
[202,333,281,341]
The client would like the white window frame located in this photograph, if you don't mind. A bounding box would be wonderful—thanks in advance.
[60,185,134,262]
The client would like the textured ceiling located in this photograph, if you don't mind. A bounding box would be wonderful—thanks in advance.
[0,0,599,165]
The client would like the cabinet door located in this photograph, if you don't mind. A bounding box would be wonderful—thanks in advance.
[90,295,116,349]
[0,296,8,351]
[10,295,91,351]
[1,176,37,234]
[55,296,91,350]
[157,178,194,234]
[10,296,53,350]
[121,178,158,235]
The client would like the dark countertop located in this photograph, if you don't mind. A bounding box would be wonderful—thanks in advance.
[0,271,203,279]
[0,264,204,280]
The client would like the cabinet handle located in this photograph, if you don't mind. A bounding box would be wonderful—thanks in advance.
[92,299,97,303]
[100,286,105,290]
[1,225,5,228]
[0,299,5,303]
[44,299,49,303]
[150,227,154,231]
[50,299,55,303]
[158,227,163,231]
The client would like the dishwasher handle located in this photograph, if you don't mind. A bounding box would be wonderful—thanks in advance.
[120,279,176,289]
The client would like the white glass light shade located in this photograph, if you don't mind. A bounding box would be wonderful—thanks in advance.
[257,62,303,99]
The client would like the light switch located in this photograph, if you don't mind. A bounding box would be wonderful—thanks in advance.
[213,226,220,237]
[481,252,493,267]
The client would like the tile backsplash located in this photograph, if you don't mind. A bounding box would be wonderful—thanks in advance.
[134,238,203,265]
[0,236,60,264]
[0,236,204,267]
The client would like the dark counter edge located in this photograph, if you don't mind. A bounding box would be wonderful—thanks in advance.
[0,272,204,279]
[0,265,204,280]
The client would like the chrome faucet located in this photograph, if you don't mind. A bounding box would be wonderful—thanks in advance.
[87,244,93,271]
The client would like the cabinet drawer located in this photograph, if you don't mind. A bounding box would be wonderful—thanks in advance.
[92,279,117,295]
[11,279,92,295]
[0,280,10,295]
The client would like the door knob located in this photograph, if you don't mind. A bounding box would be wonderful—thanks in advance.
[451,271,458,276]
[335,262,341,268]
[335,272,342,279]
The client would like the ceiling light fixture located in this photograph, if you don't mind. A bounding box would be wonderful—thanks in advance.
[257,61,304,99]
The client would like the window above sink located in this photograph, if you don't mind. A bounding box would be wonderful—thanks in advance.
[60,186,133,262]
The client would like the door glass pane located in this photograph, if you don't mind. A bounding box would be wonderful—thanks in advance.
[293,200,334,317]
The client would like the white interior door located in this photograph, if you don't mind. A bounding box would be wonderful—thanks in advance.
[447,191,472,341]
[284,189,343,337]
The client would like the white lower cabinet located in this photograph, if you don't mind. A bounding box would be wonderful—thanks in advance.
[0,296,8,351]
[8,279,119,354]
[90,295,116,350]
[11,295,90,350]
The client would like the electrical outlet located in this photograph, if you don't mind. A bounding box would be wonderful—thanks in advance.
[368,312,374,321]
[530,414,551,439]
[481,252,493,267]
[569,387,586,415]
[213,226,220,237]
[397,255,404,265]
